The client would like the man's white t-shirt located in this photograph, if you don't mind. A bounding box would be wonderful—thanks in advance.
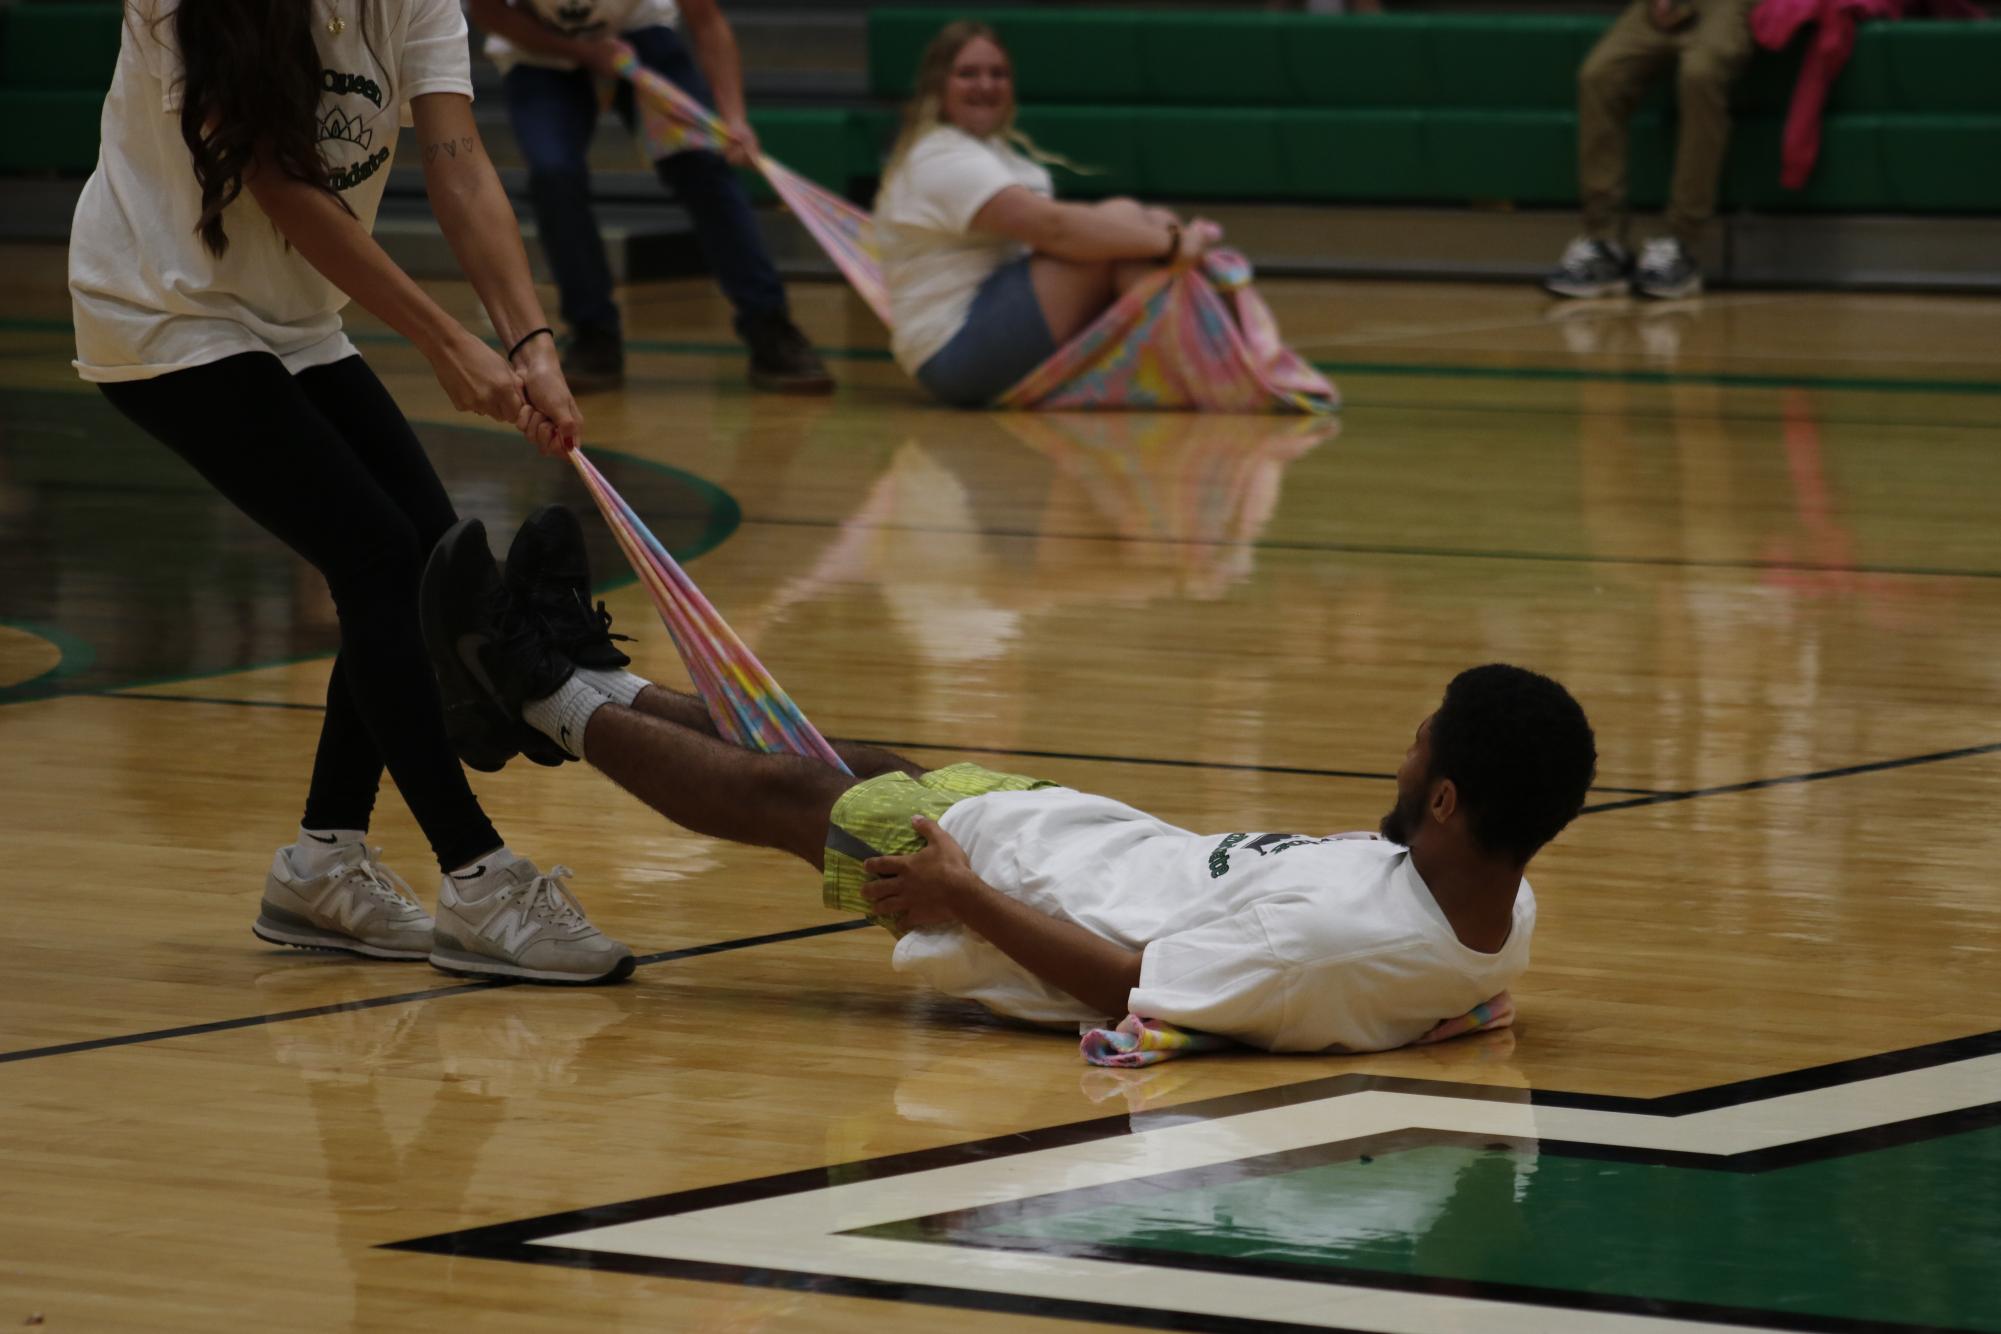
[484,0,680,73]
[69,0,474,383]
[874,126,1053,375]
[897,788,1536,1053]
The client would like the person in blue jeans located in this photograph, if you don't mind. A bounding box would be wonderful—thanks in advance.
[469,0,832,393]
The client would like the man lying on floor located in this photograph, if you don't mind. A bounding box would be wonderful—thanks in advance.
[420,506,1597,1050]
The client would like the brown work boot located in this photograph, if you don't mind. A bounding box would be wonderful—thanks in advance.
[741,311,834,395]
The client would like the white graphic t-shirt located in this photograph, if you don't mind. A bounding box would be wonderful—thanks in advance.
[483,0,680,72]
[69,0,474,382]
[898,787,1537,1053]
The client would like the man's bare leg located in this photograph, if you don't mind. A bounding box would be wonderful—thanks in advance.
[576,702,858,866]
[621,681,927,780]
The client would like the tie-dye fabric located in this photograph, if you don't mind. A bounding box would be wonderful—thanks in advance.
[1080,991,1516,1066]
[619,58,1335,414]
[569,449,849,772]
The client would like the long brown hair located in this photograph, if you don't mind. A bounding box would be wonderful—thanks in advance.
[170,0,361,256]
[880,20,1084,185]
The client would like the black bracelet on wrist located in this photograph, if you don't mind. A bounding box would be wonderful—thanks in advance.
[507,326,555,362]
[1157,223,1182,265]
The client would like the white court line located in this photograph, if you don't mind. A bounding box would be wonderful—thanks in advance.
[535,1054,2001,1333]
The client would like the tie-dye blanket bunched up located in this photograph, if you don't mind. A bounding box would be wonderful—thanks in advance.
[619,58,1338,415]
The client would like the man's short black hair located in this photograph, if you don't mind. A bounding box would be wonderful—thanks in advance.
[1428,664,1596,864]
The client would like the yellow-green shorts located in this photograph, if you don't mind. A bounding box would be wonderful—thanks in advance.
[822,762,1057,921]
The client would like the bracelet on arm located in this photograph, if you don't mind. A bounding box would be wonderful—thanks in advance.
[507,326,555,363]
[1157,223,1182,266]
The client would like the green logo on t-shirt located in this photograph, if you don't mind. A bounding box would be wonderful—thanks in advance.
[1208,832,1330,879]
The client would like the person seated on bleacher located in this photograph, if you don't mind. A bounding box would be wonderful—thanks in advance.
[873,21,1224,408]
[1545,0,1755,301]
[467,0,832,394]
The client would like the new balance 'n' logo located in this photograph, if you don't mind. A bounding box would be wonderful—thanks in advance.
[489,906,542,955]
[319,887,377,935]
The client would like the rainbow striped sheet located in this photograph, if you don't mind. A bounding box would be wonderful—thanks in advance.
[568,449,849,771]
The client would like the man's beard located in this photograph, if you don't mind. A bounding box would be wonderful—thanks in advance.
[1379,787,1425,846]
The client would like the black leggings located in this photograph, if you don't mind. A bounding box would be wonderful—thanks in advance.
[101,352,500,873]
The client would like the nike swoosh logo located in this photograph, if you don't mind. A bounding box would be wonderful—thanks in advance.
[455,631,510,707]
[560,724,572,751]
[306,832,338,844]
[452,865,486,881]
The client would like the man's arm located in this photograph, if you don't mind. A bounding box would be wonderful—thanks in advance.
[863,816,1145,1017]
[675,0,758,162]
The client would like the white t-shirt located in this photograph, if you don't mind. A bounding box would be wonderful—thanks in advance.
[484,0,680,73]
[69,0,474,383]
[897,788,1536,1053]
[873,126,1053,374]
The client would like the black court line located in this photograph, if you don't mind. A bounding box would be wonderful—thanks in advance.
[0,920,869,1066]
[831,736,1683,795]
[1578,740,2001,816]
[83,693,1666,795]
[95,691,329,712]
[15,699,1997,1066]
[740,514,2001,582]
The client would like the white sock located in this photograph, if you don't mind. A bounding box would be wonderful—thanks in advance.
[292,825,365,878]
[575,667,652,708]
[523,676,613,759]
[447,844,525,900]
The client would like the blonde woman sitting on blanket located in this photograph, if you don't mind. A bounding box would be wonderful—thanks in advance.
[875,21,1225,408]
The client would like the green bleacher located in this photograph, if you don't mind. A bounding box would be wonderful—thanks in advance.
[0,1,121,172]
[862,8,2001,212]
[5,2,1997,215]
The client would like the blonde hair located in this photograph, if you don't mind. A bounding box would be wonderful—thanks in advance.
[879,20,1090,185]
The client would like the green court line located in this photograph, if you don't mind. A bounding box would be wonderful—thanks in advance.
[0,617,96,699]
[8,316,2001,397]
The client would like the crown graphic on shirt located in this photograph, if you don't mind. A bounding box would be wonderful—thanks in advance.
[554,0,595,23]
[316,106,375,153]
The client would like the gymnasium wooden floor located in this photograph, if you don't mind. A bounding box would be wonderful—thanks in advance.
[4,239,2000,1332]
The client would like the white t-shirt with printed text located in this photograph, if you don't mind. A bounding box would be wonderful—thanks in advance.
[68,0,474,382]
[484,0,680,73]
[873,126,1054,374]
[898,787,1536,1053]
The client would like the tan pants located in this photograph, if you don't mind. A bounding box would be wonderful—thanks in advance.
[1578,0,1755,248]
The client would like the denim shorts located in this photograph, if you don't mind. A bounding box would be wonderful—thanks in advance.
[914,256,1057,408]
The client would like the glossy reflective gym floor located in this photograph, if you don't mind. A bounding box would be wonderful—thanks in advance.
[4,239,2000,1332]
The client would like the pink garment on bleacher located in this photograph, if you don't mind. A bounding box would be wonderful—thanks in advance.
[1752,0,1985,190]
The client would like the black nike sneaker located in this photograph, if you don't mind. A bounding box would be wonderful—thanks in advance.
[420,518,577,772]
[504,504,632,669]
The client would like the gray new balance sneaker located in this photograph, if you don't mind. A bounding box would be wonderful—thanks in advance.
[430,859,635,985]
[1543,236,1633,299]
[254,844,434,960]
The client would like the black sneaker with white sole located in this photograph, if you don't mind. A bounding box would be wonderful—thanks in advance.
[1543,236,1633,299]
[504,504,632,669]
[420,518,577,772]
[1634,237,1704,300]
